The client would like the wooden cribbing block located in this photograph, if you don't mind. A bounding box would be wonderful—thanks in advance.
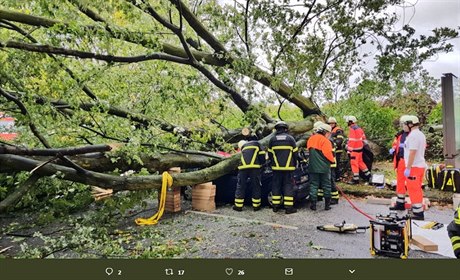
[411,235,438,251]
[192,183,216,212]
[165,167,182,213]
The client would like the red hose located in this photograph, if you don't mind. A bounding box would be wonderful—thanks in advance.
[336,184,375,221]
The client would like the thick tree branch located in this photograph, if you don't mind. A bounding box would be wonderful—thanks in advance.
[0,40,189,64]
[0,174,40,213]
[0,144,112,156]
[0,154,240,190]
[170,0,226,53]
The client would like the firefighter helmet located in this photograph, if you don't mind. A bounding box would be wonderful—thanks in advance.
[274,121,289,130]
[320,123,332,132]
[313,121,324,130]
[327,117,337,124]
[345,116,357,123]
[405,115,419,125]
[399,115,411,123]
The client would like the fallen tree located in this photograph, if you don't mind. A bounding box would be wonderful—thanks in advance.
[0,0,456,212]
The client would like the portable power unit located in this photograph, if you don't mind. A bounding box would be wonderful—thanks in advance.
[370,212,412,259]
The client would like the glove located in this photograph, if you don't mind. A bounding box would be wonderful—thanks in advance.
[389,148,395,155]
[399,143,405,148]
[404,168,411,178]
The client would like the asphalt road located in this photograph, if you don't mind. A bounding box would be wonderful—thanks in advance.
[152,197,455,259]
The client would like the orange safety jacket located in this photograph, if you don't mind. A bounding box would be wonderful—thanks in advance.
[348,124,366,151]
[307,134,334,173]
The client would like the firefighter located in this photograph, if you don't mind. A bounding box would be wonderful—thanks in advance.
[447,204,460,258]
[345,116,371,184]
[307,123,335,211]
[327,117,345,182]
[317,125,339,204]
[389,115,411,210]
[233,137,266,212]
[268,121,299,214]
[402,115,426,220]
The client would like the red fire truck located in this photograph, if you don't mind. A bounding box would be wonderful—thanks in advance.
[0,112,18,141]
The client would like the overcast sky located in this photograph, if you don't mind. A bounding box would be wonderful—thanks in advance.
[218,0,459,79]
[400,0,460,78]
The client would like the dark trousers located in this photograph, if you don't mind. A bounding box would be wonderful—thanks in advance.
[235,169,262,208]
[447,221,460,258]
[271,171,294,208]
[335,152,344,179]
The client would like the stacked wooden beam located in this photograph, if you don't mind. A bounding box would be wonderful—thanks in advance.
[192,182,216,212]
[165,167,182,213]
[91,186,113,201]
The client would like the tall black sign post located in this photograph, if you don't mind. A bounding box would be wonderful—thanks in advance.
[441,73,460,168]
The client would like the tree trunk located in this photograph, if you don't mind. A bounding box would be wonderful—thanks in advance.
[0,154,239,190]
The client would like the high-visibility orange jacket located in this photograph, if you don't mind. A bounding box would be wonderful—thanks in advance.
[307,133,334,173]
[347,124,366,151]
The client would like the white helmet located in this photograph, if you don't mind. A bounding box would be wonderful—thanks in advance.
[399,115,411,123]
[313,121,324,130]
[345,116,357,123]
[320,123,332,132]
[327,117,337,124]
[238,140,247,150]
[405,115,419,125]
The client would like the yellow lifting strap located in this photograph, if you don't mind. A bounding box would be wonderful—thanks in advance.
[135,171,173,226]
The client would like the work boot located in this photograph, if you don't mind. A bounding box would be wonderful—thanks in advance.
[411,212,425,221]
[272,205,280,213]
[347,179,359,185]
[253,206,261,212]
[310,201,317,211]
[324,198,332,211]
[285,207,297,214]
[389,203,405,211]
[232,205,243,212]
[331,198,339,205]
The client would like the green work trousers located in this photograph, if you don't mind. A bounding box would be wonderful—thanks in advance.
[309,171,331,202]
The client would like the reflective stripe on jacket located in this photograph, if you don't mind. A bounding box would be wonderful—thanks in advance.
[348,124,366,151]
[238,141,266,170]
[268,132,298,171]
[331,126,345,152]
[392,130,408,169]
